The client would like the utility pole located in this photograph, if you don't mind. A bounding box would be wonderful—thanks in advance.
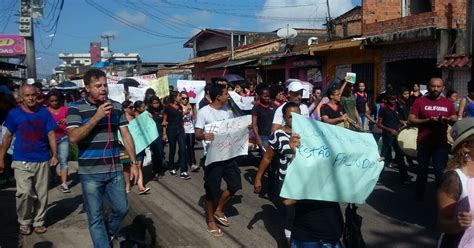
[326,0,333,40]
[469,0,474,82]
[101,34,114,52]
[19,0,37,80]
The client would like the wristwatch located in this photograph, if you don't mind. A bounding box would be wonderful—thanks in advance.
[130,160,139,165]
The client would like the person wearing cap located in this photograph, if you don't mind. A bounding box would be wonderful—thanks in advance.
[271,81,310,132]
[408,78,457,201]
[437,118,474,247]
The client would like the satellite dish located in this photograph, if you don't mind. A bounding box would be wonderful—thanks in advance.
[277,27,298,39]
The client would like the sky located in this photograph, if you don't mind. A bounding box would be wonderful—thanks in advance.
[0,0,360,77]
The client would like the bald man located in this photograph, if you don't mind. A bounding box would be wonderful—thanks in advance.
[408,78,457,201]
[0,84,58,235]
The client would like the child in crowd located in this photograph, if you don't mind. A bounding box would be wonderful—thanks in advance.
[254,102,301,243]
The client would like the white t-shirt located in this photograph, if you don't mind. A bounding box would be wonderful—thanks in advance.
[272,102,309,126]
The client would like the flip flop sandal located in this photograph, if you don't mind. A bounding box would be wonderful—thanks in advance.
[207,228,223,237]
[214,214,230,226]
[34,226,47,234]
[138,187,150,195]
[19,225,32,235]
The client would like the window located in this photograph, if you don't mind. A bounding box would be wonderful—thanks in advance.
[401,0,432,17]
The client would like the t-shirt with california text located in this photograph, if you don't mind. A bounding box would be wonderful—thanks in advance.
[410,96,456,146]
[66,99,128,174]
[4,105,57,162]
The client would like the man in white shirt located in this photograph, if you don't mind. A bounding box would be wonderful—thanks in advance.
[195,80,242,237]
[271,81,310,132]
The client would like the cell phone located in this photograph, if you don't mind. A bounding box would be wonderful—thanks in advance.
[346,72,356,84]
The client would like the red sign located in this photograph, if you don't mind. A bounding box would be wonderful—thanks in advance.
[0,35,26,57]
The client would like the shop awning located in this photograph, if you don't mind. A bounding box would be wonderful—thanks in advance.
[206,59,257,69]
[0,61,27,71]
[309,39,364,54]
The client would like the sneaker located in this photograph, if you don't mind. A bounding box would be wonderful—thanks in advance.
[59,183,71,193]
[191,164,200,172]
[170,170,177,176]
[180,172,191,180]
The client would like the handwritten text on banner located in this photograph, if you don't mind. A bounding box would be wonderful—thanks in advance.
[204,115,251,166]
[280,114,383,204]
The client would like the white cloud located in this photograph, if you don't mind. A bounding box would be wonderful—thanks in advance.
[257,0,355,31]
[115,10,148,26]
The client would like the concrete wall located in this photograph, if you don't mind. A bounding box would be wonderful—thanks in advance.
[380,41,437,90]
[197,35,230,53]
[443,69,471,97]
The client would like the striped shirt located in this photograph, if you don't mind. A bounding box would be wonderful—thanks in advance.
[66,99,128,174]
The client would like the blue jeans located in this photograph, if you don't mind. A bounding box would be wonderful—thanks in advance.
[80,171,128,248]
[57,136,69,171]
[150,131,165,174]
[416,144,449,197]
[167,128,187,173]
[260,135,270,155]
[291,239,342,248]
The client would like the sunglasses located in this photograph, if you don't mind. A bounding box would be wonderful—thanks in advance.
[181,97,189,100]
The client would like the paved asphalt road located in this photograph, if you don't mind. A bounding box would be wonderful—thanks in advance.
[0,146,439,247]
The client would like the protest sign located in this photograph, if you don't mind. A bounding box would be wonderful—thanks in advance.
[118,111,158,154]
[147,76,169,99]
[204,115,251,166]
[280,114,383,204]
[107,74,157,86]
[108,84,125,103]
[241,96,255,110]
[177,80,205,104]
[128,86,150,103]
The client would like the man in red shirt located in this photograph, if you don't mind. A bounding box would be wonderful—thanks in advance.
[408,78,457,201]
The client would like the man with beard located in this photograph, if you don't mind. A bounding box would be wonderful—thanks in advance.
[408,78,457,201]
[67,69,139,247]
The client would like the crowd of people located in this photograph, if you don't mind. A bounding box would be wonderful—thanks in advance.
[2,69,474,247]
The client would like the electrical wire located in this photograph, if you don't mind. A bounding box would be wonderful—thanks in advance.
[112,0,192,35]
[0,0,17,33]
[156,0,325,22]
[85,0,188,39]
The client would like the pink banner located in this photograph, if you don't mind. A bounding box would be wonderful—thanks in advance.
[0,35,26,57]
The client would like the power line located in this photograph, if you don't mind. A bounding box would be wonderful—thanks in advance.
[0,0,17,33]
[85,0,188,39]
[112,0,193,35]
[157,0,325,22]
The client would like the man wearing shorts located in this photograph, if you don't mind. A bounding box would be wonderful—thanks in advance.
[195,80,242,237]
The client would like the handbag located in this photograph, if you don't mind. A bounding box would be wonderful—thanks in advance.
[343,203,367,248]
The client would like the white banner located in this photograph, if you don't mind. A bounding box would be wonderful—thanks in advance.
[107,74,157,86]
[108,84,125,103]
[128,86,150,103]
[177,80,206,104]
[241,96,255,110]
[204,115,251,166]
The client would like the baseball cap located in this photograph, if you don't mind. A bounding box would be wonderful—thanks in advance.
[450,118,474,151]
[287,81,304,92]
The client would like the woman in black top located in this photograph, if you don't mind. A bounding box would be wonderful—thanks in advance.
[320,88,348,127]
[163,91,190,179]
[147,95,166,179]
